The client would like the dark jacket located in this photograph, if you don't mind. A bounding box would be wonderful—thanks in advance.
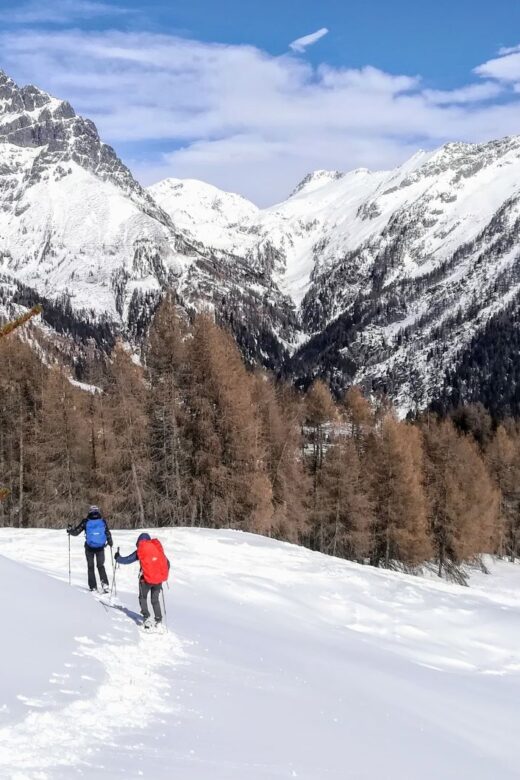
[117,533,170,572]
[68,510,113,547]
[116,532,150,564]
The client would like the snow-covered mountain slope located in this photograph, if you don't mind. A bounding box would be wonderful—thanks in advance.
[1,527,520,779]
[148,178,260,247]
[152,139,520,410]
[286,139,520,409]
[0,70,297,364]
[0,71,184,319]
[3,65,520,411]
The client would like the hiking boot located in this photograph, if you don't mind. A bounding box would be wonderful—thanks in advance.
[143,617,154,630]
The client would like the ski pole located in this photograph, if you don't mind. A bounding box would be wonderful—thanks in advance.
[110,545,114,575]
[161,587,168,632]
[110,548,119,599]
[68,531,71,586]
[111,563,118,599]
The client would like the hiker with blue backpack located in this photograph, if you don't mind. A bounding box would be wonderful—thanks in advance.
[67,506,113,593]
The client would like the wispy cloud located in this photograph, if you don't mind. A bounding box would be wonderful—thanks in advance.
[498,45,520,56]
[1,29,519,204]
[475,49,520,84]
[289,28,329,53]
[423,81,503,105]
[0,0,128,25]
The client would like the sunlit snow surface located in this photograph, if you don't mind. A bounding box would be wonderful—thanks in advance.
[0,528,519,779]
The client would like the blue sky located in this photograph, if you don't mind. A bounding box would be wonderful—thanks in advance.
[116,0,520,85]
[1,0,520,203]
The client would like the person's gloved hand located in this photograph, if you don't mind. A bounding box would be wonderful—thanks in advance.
[109,540,113,548]
[66,525,72,535]
[114,551,120,562]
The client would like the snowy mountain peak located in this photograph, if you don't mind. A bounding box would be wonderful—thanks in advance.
[0,71,71,129]
[153,133,520,410]
[0,69,166,218]
[147,177,259,245]
[409,135,520,182]
[0,69,189,322]
[0,71,298,367]
[290,169,345,197]
[149,177,258,217]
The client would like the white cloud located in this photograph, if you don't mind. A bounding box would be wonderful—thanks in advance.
[289,28,329,53]
[424,82,504,105]
[498,45,520,56]
[475,49,520,83]
[318,64,419,93]
[1,29,519,205]
[0,0,128,24]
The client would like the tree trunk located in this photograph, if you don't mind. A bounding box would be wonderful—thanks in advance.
[131,459,146,528]
[18,412,24,529]
[332,500,340,557]
[438,543,444,577]
[90,418,97,477]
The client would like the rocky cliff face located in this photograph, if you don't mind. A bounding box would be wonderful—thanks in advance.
[0,71,297,370]
[2,69,520,414]
[0,70,166,222]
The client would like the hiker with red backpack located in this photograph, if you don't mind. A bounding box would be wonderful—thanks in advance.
[67,505,113,593]
[115,533,170,630]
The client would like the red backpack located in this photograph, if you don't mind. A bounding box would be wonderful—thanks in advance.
[137,539,169,585]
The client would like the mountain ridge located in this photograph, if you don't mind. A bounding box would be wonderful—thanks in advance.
[2,68,520,414]
[0,69,299,372]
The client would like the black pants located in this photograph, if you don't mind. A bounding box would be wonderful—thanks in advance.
[85,545,108,590]
[139,579,163,622]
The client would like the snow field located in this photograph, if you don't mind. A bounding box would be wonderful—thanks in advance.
[0,528,519,779]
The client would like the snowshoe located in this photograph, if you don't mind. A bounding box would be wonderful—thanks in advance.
[142,617,154,631]
[101,584,110,594]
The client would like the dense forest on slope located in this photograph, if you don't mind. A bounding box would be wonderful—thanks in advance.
[1,296,519,583]
[432,299,520,419]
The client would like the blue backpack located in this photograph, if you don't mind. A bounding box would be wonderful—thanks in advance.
[85,518,107,548]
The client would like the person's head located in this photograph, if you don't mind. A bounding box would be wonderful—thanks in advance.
[136,532,151,545]
[88,505,101,518]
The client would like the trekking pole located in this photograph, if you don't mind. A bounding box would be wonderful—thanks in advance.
[110,548,119,600]
[68,531,71,586]
[161,587,168,632]
[110,563,118,600]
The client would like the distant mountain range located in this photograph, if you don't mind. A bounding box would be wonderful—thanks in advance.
[2,69,520,415]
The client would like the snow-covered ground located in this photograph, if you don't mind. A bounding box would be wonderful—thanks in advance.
[0,527,519,779]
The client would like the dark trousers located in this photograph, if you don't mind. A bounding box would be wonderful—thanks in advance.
[85,545,108,590]
[139,579,162,622]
